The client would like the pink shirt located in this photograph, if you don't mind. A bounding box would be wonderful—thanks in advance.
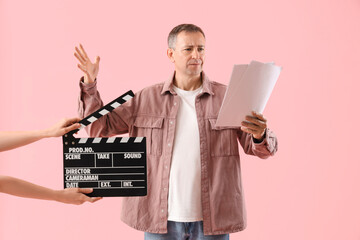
[78,72,278,235]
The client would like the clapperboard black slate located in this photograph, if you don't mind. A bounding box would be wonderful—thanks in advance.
[63,90,147,197]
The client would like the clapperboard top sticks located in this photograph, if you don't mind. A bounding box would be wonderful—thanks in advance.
[67,136,145,145]
[63,90,134,144]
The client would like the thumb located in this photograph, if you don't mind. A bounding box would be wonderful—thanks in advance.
[78,188,93,194]
[95,56,100,64]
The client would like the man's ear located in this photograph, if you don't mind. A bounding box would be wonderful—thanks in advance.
[167,48,175,63]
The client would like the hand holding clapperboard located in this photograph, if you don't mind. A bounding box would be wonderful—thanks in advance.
[62,91,147,197]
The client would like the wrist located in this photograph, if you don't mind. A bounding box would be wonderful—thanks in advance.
[253,131,266,143]
[254,135,264,141]
[41,127,56,138]
[52,189,63,202]
[34,129,50,140]
[83,75,95,84]
[253,136,263,143]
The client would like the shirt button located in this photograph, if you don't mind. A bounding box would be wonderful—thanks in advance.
[170,121,173,124]
[164,188,166,191]
[174,102,177,106]
[168,143,171,147]
[161,209,164,213]
[165,165,168,169]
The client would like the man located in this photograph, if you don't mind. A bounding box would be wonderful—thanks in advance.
[0,118,102,205]
[75,24,278,239]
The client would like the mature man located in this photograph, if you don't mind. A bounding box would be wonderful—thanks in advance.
[75,24,278,240]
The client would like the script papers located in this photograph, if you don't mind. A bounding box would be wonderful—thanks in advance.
[215,61,282,127]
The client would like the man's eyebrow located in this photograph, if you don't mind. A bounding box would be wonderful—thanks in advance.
[183,45,205,48]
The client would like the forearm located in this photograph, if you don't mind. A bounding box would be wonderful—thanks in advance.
[0,175,101,204]
[0,119,81,153]
[0,175,59,201]
[78,79,104,120]
[0,130,49,152]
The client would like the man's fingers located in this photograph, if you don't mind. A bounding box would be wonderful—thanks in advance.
[252,111,267,122]
[77,64,89,75]
[75,46,86,62]
[79,44,89,60]
[241,121,263,132]
[74,52,86,65]
[241,126,257,135]
[244,116,267,129]
[241,126,265,140]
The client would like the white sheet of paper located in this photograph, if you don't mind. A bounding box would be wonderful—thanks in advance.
[215,61,282,127]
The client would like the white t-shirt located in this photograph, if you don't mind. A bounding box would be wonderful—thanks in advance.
[167,85,203,222]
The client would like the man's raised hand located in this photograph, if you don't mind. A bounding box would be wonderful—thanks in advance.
[74,44,100,84]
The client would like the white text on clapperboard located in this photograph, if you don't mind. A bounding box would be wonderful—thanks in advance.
[65,147,142,188]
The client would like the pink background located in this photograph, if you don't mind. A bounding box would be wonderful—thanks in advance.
[1,0,359,239]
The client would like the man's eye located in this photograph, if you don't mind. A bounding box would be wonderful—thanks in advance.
[184,48,192,51]
[198,48,204,51]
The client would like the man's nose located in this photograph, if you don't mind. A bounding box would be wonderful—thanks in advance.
[191,49,200,59]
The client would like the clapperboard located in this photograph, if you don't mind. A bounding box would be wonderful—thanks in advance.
[62,90,147,197]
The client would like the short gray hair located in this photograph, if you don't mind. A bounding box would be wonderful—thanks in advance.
[167,24,206,49]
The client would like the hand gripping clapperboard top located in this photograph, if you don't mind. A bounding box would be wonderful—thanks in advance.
[62,90,147,197]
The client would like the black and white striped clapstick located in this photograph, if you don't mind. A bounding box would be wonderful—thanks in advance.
[63,90,135,142]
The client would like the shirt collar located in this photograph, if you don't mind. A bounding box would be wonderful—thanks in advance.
[161,71,214,96]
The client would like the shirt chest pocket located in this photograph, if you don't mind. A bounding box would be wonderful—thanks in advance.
[208,118,239,157]
[133,116,164,156]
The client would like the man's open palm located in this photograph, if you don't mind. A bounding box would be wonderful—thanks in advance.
[74,44,100,84]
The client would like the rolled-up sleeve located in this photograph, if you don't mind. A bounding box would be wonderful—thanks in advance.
[237,128,278,159]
